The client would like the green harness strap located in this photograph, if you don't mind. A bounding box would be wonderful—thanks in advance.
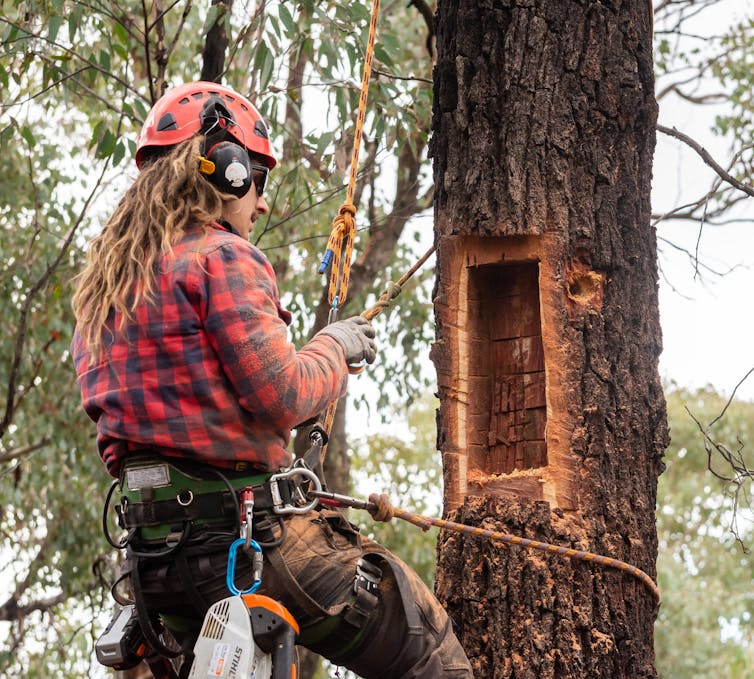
[119,457,270,542]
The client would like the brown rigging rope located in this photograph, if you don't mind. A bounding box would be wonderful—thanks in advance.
[311,490,661,605]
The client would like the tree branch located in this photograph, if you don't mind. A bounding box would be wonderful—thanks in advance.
[0,439,50,465]
[152,1,168,96]
[165,1,194,73]
[0,17,145,113]
[281,19,332,180]
[686,400,754,552]
[657,124,754,198]
[408,0,435,59]
[0,149,112,440]
[0,537,66,622]
[141,0,156,102]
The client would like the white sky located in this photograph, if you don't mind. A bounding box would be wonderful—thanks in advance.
[653,1,754,403]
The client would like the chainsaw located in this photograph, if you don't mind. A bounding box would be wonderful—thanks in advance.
[188,510,299,679]
[188,592,299,679]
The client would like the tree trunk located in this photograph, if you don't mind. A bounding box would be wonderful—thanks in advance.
[430,2,666,678]
[200,0,231,83]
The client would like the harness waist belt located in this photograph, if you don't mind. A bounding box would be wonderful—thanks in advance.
[118,484,279,529]
[117,456,276,533]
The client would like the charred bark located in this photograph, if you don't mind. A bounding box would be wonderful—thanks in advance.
[201,1,231,83]
[431,1,666,678]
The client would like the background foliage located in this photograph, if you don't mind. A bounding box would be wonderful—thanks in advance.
[1,0,436,675]
[656,387,754,678]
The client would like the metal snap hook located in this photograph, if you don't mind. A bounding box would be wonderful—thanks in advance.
[269,467,322,515]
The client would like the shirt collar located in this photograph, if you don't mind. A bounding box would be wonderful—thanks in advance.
[212,219,243,238]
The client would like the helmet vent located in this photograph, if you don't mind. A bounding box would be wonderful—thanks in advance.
[201,98,236,131]
[254,120,269,139]
[156,113,178,131]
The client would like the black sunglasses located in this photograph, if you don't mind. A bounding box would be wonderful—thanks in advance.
[249,163,269,197]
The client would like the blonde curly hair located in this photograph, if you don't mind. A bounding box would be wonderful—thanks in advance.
[72,137,225,361]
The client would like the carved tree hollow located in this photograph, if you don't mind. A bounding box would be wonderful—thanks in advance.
[467,262,547,475]
[436,234,577,512]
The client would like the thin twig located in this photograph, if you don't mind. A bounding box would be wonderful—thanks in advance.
[708,366,754,427]
[657,124,754,198]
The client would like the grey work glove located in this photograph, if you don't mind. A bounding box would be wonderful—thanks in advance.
[317,316,377,365]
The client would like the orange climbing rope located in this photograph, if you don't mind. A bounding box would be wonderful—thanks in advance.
[319,0,381,312]
[318,0,381,444]
[311,490,662,605]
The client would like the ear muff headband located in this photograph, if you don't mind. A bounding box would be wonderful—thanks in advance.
[198,141,253,198]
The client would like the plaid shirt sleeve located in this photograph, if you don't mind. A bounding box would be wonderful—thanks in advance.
[200,239,348,430]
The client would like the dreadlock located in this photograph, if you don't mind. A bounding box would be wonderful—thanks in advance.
[72,137,225,362]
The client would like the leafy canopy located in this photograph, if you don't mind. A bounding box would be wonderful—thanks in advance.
[0,0,436,675]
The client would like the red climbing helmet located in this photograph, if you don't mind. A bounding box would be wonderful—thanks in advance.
[134,81,276,169]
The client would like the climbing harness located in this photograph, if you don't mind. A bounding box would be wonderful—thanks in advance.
[310,490,662,605]
[97,435,327,677]
[104,455,323,549]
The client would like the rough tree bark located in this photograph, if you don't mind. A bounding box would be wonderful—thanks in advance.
[430,2,667,678]
[200,0,231,83]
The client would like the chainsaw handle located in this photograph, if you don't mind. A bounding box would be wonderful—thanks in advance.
[271,625,297,679]
[243,594,299,679]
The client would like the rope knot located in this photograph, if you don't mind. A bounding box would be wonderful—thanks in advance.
[339,202,357,218]
[368,493,395,522]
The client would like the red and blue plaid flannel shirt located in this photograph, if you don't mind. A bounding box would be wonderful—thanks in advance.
[72,222,348,478]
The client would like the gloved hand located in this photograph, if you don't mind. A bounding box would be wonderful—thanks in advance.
[317,316,377,365]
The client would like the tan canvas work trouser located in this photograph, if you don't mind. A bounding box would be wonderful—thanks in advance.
[132,507,474,678]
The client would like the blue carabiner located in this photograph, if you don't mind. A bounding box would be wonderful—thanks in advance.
[226,538,262,596]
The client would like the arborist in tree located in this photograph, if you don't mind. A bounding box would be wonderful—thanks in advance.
[71,81,473,678]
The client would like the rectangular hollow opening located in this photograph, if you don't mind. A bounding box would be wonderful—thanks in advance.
[467,261,547,475]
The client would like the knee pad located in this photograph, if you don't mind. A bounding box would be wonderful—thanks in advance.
[342,554,473,678]
[298,564,382,664]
